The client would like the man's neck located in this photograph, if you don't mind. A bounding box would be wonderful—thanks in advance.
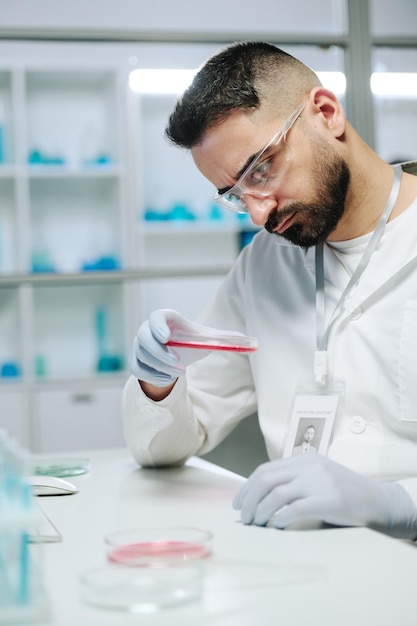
[328,160,396,242]
[329,164,417,244]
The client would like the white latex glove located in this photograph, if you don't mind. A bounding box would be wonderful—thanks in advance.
[233,453,417,540]
[129,309,215,387]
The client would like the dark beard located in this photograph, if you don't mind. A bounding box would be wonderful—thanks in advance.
[265,155,351,248]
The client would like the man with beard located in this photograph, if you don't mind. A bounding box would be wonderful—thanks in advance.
[123,42,417,540]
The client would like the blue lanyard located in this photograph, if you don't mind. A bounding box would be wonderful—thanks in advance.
[314,164,402,384]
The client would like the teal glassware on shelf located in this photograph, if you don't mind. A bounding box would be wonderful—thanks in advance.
[0,125,4,164]
[0,430,45,620]
[94,307,123,373]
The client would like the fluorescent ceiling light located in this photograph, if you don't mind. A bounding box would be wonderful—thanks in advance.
[317,71,346,96]
[129,69,417,98]
[371,72,417,97]
[129,69,196,94]
[129,69,346,96]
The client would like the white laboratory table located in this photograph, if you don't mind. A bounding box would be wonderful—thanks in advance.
[33,447,417,626]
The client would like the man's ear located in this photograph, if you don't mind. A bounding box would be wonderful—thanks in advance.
[308,86,346,139]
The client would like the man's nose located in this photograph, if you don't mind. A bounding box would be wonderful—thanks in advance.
[242,193,278,226]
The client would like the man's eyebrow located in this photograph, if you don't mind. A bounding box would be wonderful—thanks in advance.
[216,151,259,196]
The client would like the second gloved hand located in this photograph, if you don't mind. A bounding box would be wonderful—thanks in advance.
[233,453,417,539]
[129,309,213,387]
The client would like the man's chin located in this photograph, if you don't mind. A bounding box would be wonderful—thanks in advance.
[272,225,324,249]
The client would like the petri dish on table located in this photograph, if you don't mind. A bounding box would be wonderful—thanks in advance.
[79,562,204,613]
[166,329,258,353]
[105,527,212,566]
[31,456,91,478]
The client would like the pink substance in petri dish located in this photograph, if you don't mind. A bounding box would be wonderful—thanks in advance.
[108,540,211,564]
[166,340,257,352]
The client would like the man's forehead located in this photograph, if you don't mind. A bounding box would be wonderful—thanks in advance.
[191,109,279,183]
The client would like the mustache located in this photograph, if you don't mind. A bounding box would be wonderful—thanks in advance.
[265,203,309,234]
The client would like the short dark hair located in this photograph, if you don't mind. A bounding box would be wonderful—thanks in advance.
[165,41,320,149]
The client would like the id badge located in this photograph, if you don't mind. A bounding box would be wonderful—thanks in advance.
[283,380,345,458]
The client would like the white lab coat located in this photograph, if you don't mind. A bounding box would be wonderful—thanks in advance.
[123,162,417,505]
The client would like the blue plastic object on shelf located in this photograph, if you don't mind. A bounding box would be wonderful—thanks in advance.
[207,203,223,221]
[97,355,123,372]
[144,203,196,222]
[0,361,21,378]
[144,208,169,221]
[27,149,65,166]
[239,229,259,249]
[168,203,196,221]
[81,256,120,271]
[82,153,113,167]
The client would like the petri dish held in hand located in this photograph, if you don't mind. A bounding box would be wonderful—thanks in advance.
[105,527,212,566]
[166,329,258,353]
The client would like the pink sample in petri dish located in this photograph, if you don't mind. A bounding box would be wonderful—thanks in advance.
[108,540,211,564]
[165,329,258,353]
[105,527,212,566]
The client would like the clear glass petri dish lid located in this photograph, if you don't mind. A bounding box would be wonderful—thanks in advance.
[30,455,90,477]
[79,561,204,613]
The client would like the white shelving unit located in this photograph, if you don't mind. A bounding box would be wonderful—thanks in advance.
[0,62,133,452]
[0,43,247,453]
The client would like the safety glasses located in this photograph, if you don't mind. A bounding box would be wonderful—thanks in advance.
[214,100,307,214]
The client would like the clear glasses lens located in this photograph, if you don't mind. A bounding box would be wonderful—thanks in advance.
[214,100,306,214]
[217,188,248,214]
[215,140,291,214]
